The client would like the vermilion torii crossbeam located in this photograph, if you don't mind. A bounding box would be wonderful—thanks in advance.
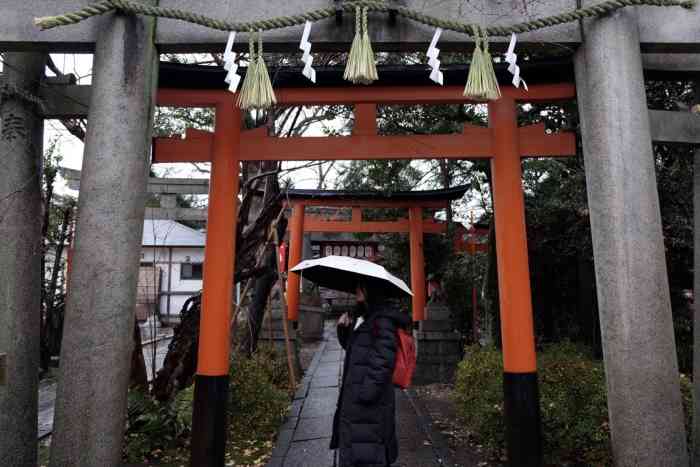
[152,83,576,467]
[154,85,575,163]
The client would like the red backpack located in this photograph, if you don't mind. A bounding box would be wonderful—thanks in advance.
[392,327,416,389]
[373,320,416,389]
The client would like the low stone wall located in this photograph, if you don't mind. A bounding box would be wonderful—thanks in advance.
[413,301,463,385]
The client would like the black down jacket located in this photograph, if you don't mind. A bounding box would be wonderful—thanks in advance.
[330,303,411,466]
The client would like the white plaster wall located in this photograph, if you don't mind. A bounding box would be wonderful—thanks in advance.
[140,246,204,317]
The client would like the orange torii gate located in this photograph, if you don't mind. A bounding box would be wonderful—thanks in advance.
[153,81,575,466]
[282,186,469,322]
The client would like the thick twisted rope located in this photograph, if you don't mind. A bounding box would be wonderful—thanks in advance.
[35,0,695,37]
[0,84,46,112]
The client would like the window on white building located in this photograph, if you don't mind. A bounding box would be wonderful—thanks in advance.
[181,263,203,280]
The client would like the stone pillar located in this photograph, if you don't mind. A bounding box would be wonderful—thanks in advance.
[414,299,462,384]
[0,52,46,467]
[299,304,324,341]
[574,7,688,466]
[49,8,158,467]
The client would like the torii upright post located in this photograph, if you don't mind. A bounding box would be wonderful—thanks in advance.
[0,52,46,467]
[574,7,688,465]
[409,207,426,321]
[190,104,241,466]
[49,6,158,466]
[488,97,541,467]
[287,202,305,321]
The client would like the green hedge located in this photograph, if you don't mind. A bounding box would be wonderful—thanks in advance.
[453,343,611,466]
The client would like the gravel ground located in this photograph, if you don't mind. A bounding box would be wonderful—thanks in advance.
[413,383,501,467]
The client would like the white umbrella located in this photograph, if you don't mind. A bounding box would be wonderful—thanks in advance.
[290,255,413,297]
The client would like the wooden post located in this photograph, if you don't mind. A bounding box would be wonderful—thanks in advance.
[287,203,305,321]
[190,104,241,467]
[488,97,541,467]
[273,229,298,390]
[408,207,426,321]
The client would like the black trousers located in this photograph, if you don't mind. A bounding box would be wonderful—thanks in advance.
[337,449,391,467]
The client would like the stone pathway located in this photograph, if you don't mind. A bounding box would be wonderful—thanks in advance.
[38,378,57,439]
[266,320,456,467]
[37,326,173,440]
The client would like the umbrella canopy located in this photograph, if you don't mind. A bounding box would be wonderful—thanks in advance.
[290,255,413,297]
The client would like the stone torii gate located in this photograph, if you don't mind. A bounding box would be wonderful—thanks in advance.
[1,2,699,467]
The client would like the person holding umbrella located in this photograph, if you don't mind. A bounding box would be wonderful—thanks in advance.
[291,256,412,466]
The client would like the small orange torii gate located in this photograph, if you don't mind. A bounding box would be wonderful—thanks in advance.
[153,79,575,466]
[282,186,469,322]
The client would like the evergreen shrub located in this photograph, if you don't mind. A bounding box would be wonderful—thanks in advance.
[454,343,611,466]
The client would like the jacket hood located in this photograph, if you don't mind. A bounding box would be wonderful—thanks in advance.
[373,301,412,327]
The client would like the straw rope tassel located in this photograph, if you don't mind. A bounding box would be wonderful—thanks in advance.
[361,7,378,84]
[464,26,485,100]
[237,31,277,110]
[464,25,501,101]
[343,7,363,83]
[344,7,378,85]
[480,30,501,100]
[236,32,258,109]
[254,33,277,108]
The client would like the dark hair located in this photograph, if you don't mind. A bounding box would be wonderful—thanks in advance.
[356,278,389,311]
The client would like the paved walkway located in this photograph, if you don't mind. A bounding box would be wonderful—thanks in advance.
[266,321,453,467]
[37,326,173,440]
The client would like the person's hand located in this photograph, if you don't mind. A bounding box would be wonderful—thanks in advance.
[338,312,351,327]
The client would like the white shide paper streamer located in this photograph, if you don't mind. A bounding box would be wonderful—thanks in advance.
[299,21,317,83]
[223,31,241,93]
[505,33,528,91]
[426,27,443,85]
